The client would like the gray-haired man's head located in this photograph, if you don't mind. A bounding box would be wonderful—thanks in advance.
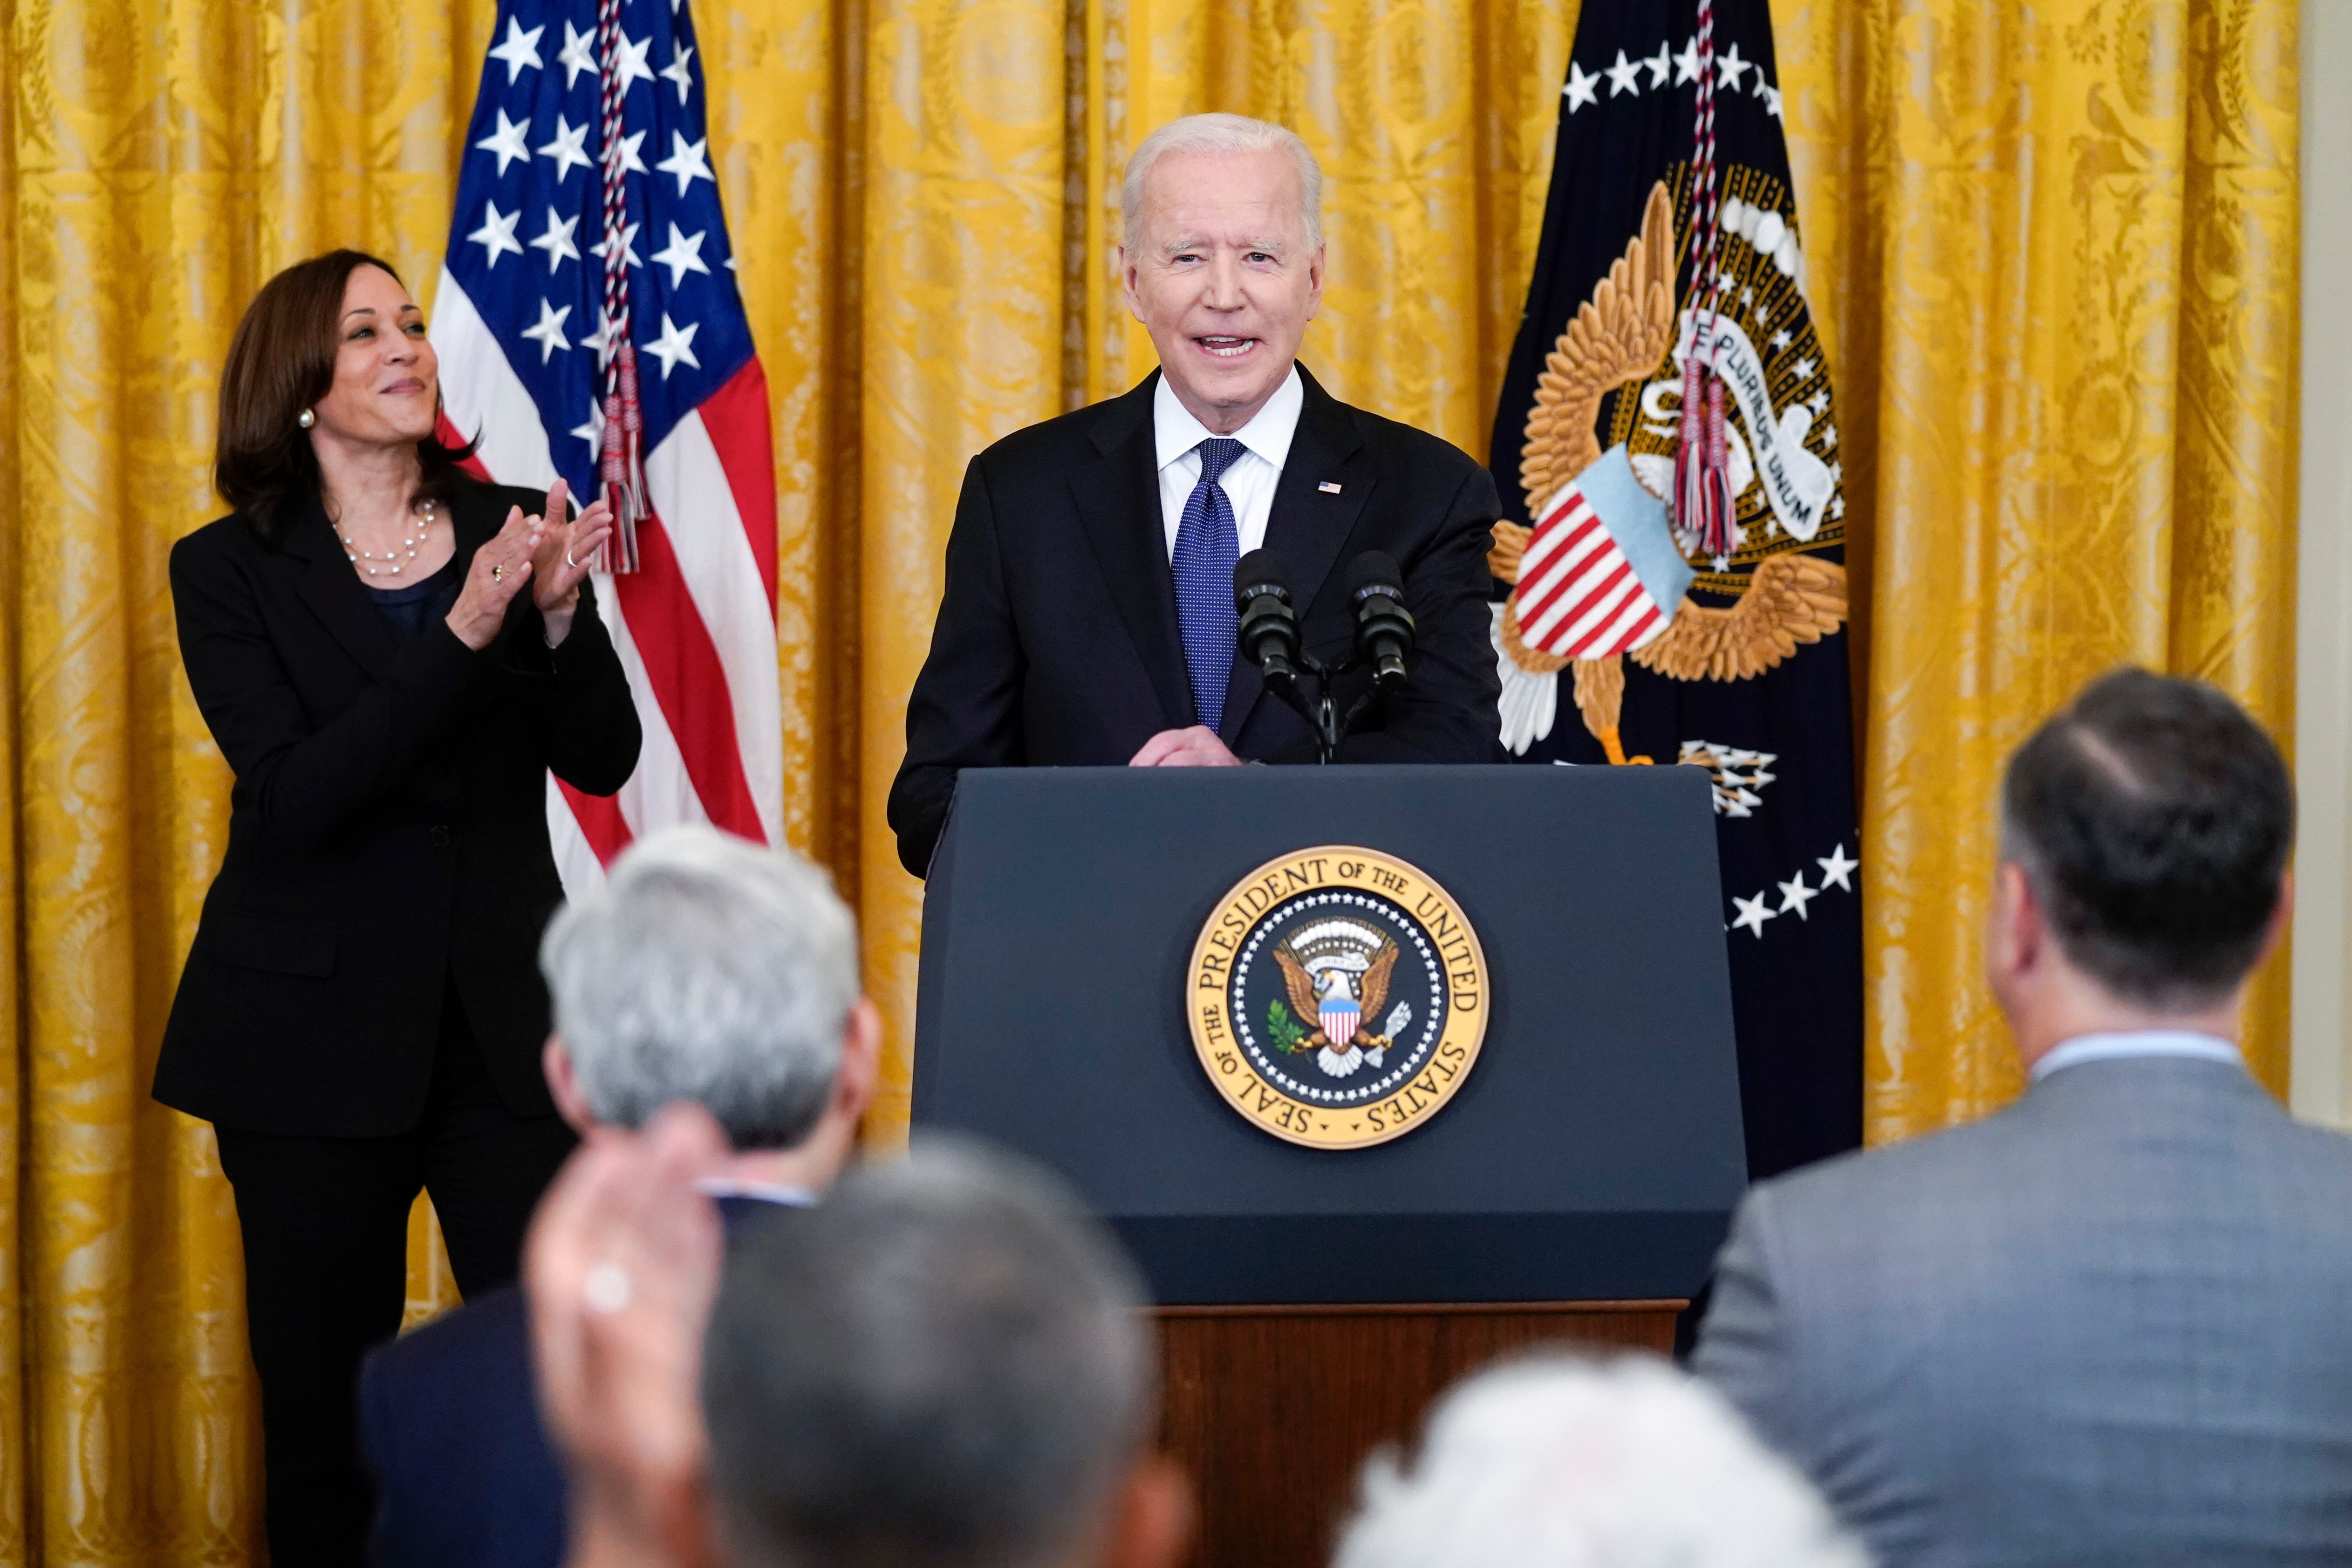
[702,1141,1186,1568]
[1333,1354,1865,1568]
[538,825,859,1149]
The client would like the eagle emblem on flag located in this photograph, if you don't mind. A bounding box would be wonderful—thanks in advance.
[1490,179,1847,761]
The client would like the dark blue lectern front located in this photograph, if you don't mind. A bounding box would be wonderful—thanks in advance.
[911,763,1745,1306]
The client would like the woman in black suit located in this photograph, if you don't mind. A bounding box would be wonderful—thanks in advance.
[161,250,640,1564]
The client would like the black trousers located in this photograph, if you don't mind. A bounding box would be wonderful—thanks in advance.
[214,986,576,1568]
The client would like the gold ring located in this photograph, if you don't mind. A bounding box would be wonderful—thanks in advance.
[492,563,505,582]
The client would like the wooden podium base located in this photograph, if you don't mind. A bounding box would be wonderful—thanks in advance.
[1156,1301,1685,1568]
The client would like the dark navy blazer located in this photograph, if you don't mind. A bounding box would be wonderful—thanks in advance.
[361,1192,796,1568]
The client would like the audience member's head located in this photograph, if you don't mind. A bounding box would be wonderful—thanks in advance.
[1332,1354,1864,1568]
[701,1140,1190,1568]
[538,824,879,1171]
[1991,668,2292,1054]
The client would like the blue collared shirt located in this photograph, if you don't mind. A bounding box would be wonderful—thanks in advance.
[2030,1029,2243,1084]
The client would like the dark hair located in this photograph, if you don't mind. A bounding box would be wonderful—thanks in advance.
[213,249,475,540]
[2001,668,2292,1008]
[703,1141,1152,1568]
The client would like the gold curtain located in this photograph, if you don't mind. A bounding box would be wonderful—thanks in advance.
[1767,0,2302,1137]
[0,0,2298,1561]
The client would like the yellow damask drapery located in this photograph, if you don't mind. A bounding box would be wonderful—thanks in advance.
[0,0,2297,1561]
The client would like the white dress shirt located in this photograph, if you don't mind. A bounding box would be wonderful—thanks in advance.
[1154,367,1303,560]
[2030,1028,2243,1083]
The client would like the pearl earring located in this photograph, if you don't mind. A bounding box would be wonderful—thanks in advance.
[298,408,315,430]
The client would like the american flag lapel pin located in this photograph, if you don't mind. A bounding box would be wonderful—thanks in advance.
[1318,480,1343,494]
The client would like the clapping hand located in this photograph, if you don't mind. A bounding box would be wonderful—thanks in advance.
[528,476,615,616]
[445,505,544,651]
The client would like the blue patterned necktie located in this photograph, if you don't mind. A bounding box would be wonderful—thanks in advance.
[1172,436,1246,732]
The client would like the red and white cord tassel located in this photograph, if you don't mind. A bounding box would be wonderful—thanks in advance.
[594,0,647,572]
[1673,0,1738,561]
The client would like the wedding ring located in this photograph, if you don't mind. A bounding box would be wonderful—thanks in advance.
[492,563,506,582]
[565,548,578,568]
[583,1261,633,1314]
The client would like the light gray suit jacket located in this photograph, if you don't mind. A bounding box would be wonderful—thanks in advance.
[1694,1057,2352,1568]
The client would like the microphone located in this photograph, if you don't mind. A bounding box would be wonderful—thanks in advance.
[1233,549,1302,685]
[1347,551,1415,691]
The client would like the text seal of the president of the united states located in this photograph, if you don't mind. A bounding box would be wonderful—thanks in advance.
[1188,847,1489,1149]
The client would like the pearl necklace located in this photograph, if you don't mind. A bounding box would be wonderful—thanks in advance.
[335,499,439,578]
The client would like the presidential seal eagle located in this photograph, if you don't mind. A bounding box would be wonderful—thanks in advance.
[1275,939,1405,1079]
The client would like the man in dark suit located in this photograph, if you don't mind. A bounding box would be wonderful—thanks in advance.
[359,825,881,1568]
[889,113,1502,876]
[1695,670,2352,1567]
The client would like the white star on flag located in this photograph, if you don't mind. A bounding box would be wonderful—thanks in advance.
[584,306,621,362]
[605,129,649,177]
[1792,356,1817,380]
[661,43,697,104]
[487,16,544,82]
[1777,873,1819,920]
[655,131,715,196]
[1817,844,1859,892]
[538,115,592,182]
[569,398,604,458]
[1771,328,1793,350]
[1731,891,1778,938]
[1604,49,1643,96]
[520,298,572,363]
[1563,59,1600,110]
[1675,35,1702,83]
[557,21,598,88]
[1645,41,1671,86]
[474,109,533,177]
[643,312,701,378]
[589,220,643,270]
[1717,42,1750,89]
[651,223,711,288]
[613,29,656,91]
[528,208,581,272]
[468,199,523,268]
[1763,83,1784,118]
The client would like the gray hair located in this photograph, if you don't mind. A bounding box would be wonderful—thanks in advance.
[1334,1355,1867,1568]
[1121,112,1325,251]
[703,1139,1154,1568]
[538,825,858,1150]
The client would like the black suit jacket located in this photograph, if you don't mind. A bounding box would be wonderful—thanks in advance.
[887,366,1503,876]
[361,1193,794,1568]
[157,477,640,1136]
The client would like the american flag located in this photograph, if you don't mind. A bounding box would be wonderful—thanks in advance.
[432,0,780,893]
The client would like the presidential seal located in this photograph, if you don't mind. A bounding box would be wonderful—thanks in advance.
[1188,848,1489,1150]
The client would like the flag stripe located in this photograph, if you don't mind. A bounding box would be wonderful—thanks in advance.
[642,411,785,845]
[610,512,768,843]
[697,358,780,611]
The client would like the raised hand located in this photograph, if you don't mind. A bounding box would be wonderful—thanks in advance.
[526,1103,731,1568]
[445,504,544,650]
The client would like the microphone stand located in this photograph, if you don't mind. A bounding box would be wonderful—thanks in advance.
[1262,655,1383,765]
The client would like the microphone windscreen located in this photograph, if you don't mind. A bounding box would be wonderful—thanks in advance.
[1234,548,1293,599]
[1347,550,1404,598]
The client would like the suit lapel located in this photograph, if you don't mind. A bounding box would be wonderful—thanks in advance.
[287,497,401,678]
[1217,365,1374,745]
[1070,374,1194,729]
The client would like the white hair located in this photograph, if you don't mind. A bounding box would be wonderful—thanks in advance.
[1121,113,1324,251]
[539,825,859,1150]
[1333,1355,1867,1568]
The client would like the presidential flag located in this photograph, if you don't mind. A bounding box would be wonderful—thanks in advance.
[433,0,780,893]
[1487,0,1860,1179]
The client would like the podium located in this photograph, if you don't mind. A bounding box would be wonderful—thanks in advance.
[913,765,1745,1568]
